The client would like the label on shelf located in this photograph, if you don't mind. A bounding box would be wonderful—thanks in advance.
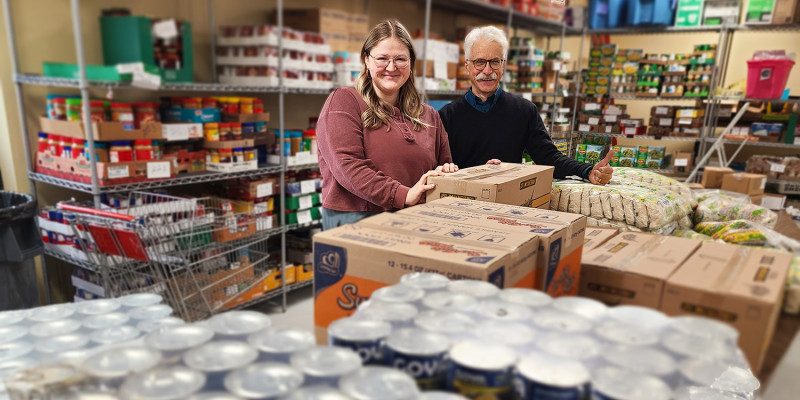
[624,127,638,135]
[162,123,201,141]
[585,103,601,111]
[256,183,273,198]
[224,285,238,297]
[675,159,689,167]
[153,19,179,39]
[147,162,171,179]
[678,118,693,125]
[299,195,313,210]
[761,178,767,190]
[588,117,600,125]
[297,209,312,224]
[254,202,268,214]
[605,115,617,123]
[770,163,786,173]
[107,165,130,179]
[300,180,316,194]
[656,107,669,115]
[579,124,591,132]
[660,118,673,126]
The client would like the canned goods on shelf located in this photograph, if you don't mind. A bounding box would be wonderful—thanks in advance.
[414,310,476,336]
[328,318,391,365]
[137,317,185,333]
[280,385,351,400]
[536,333,600,361]
[248,326,316,362]
[593,320,659,347]
[602,344,677,378]
[76,299,121,315]
[669,316,739,344]
[290,346,362,386]
[0,325,28,345]
[186,392,244,400]
[371,284,425,304]
[473,322,535,349]
[90,325,141,345]
[82,312,130,330]
[418,392,469,400]
[28,304,76,323]
[0,341,34,363]
[144,325,215,355]
[662,332,734,361]
[550,296,608,321]
[678,357,732,388]
[608,305,670,331]
[183,341,258,373]
[475,300,533,322]
[385,328,451,391]
[532,309,593,334]
[127,304,174,321]
[355,301,419,326]
[29,319,81,337]
[36,333,89,354]
[448,341,516,399]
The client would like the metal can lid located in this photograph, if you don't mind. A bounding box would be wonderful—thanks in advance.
[186,392,244,400]
[81,346,162,379]
[30,318,81,337]
[0,357,37,379]
[516,351,590,388]
[551,296,607,321]
[532,309,593,333]
[474,322,535,347]
[386,328,450,356]
[144,325,214,352]
[602,344,677,377]
[127,304,174,321]
[592,366,672,400]
[137,317,185,333]
[28,303,75,322]
[120,366,205,400]
[77,299,122,315]
[119,293,163,308]
[421,292,478,312]
[418,392,470,400]
[0,310,27,327]
[356,301,418,323]
[280,385,351,400]
[90,326,141,345]
[662,332,732,360]
[475,300,533,322]
[207,311,272,336]
[183,341,258,372]
[498,288,552,308]
[82,312,130,330]
[710,366,759,393]
[290,346,362,377]
[670,316,739,343]
[328,318,391,342]
[536,333,600,360]
[224,362,304,398]
[371,285,425,304]
[414,310,475,334]
[400,272,451,290]
[448,280,500,298]
[608,305,670,331]
[593,320,659,346]
[450,340,516,371]
[0,325,28,345]
[248,326,316,354]
[678,357,732,387]
[36,334,88,354]
[339,366,420,400]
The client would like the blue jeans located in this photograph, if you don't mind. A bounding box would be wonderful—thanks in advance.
[321,208,381,231]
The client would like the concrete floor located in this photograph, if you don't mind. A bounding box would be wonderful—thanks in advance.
[252,287,800,400]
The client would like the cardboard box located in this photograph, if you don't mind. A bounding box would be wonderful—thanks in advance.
[425,163,554,209]
[583,227,619,252]
[282,8,350,34]
[721,172,767,195]
[661,242,792,372]
[297,263,313,282]
[414,59,458,79]
[203,139,256,149]
[651,105,676,117]
[36,151,176,186]
[579,232,702,308]
[321,32,349,52]
[672,152,694,173]
[773,0,800,24]
[701,166,734,188]
[40,117,162,141]
[313,220,539,342]
[400,198,587,296]
[347,13,369,34]
[222,113,271,123]
[750,193,787,209]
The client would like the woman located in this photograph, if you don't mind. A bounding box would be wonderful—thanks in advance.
[317,19,457,230]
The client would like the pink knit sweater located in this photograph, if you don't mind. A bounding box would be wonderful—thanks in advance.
[317,87,452,212]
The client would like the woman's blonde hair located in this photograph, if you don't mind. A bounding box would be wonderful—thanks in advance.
[356,19,428,131]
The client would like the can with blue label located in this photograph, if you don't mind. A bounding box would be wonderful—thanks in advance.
[328,317,391,365]
[385,327,451,390]
[448,340,516,399]
[591,367,672,400]
[513,351,589,400]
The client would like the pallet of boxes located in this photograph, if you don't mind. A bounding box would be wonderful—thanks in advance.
[412,37,459,91]
[312,163,589,341]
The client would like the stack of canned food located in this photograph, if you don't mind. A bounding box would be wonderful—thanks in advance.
[1,274,760,400]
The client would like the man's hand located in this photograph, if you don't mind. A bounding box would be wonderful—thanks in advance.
[436,163,459,173]
[405,170,445,206]
[486,159,501,165]
[589,151,614,186]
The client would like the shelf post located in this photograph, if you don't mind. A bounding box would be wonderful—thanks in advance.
[277,0,287,313]
[569,25,587,158]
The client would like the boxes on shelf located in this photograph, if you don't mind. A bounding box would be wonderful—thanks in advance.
[661,241,792,372]
[580,232,703,308]
[744,0,777,23]
[701,166,735,188]
[35,150,176,186]
[773,0,800,24]
[280,8,350,35]
[412,39,459,80]
[672,152,694,172]
[40,117,162,142]
[287,206,322,225]
[425,163,554,209]
[720,172,768,195]
[286,193,322,211]
[703,0,742,25]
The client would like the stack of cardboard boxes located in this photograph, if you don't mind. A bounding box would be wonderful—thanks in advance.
[701,166,786,209]
[281,8,369,53]
[412,39,460,91]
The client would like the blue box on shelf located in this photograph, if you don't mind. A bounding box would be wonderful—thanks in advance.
[589,0,628,29]
[627,0,676,26]
[164,108,221,123]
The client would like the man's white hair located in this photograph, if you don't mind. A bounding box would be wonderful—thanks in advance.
[464,26,509,61]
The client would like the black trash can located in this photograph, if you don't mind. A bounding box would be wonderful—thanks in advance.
[1,191,44,309]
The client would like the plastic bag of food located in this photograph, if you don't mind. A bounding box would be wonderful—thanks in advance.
[672,229,715,241]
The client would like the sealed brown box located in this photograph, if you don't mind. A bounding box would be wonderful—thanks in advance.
[321,32,349,52]
[40,117,162,141]
[426,163,554,209]
[203,139,255,149]
[347,13,369,34]
[773,0,800,24]
[672,152,694,173]
[661,242,792,372]
[281,8,349,35]
[579,232,702,308]
[721,172,767,195]
[414,60,458,79]
[313,218,539,342]
[401,198,587,297]
[583,227,619,252]
[222,113,270,123]
[701,166,734,188]
[651,105,676,117]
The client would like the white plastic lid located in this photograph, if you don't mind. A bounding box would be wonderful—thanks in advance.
[82,312,130,330]
[77,299,121,315]
[551,296,608,321]
[662,332,733,360]
[28,304,75,322]
[386,328,450,356]
[137,317,185,333]
[127,304,173,321]
[119,293,163,308]
[498,288,552,308]
[593,320,659,346]
[371,285,425,304]
[592,366,672,400]
[449,340,516,371]
[475,300,533,322]
[89,325,141,345]
[144,325,214,352]
[400,272,450,290]
[532,309,593,333]
[338,366,420,400]
[602,345,677,377]
[474,322,535,347]
[516,351,590,388]
[536,333,600,360]
[119,366,205,400]
[289,346,362,377]
[224,362,304,399]
[0,310,28,327]
[183,341,258,372]
[206,311,271,337]
[608,305,670,331]
[248,326,316,355]
[356,301,418,324]
[448,280,500,298]
[35,334,88,354]
[328,318,391,342]
[0,325,28,344]
[421,292,478,312]
[414,310,475,334]
[29,318,81,337]
[81,347,162,379]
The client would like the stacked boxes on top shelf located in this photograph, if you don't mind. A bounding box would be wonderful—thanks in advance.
[507,37,544,93]
[576,100,628,135]
[543,51,571,93]
[411,38,460,91]
[719,101,799,143]
[585,44,617,96]
[285,171,324,226]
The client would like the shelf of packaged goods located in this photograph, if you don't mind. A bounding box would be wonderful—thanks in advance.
[44,247,99,272]
[431,0,576,35]
[609,94,707,101]
[286,163,320,172]
[228,278,314,312]
[425,90,464,96]
[578,25,725,36]
[14,74,332,94]
[767,179,800,186]
[734,24,800,33]
[572,132,700,141]
[704,137,800,148]
[286,221,322,231]
[29,165,285,194]
[512,92,576,98]
[716,96,800,104]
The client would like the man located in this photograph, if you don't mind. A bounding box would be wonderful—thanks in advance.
[439,26,613,185]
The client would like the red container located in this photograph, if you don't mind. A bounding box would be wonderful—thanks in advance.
[746,59,795,99]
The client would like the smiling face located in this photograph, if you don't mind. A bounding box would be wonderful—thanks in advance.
[365,37,412,104]
[467,38,505,101]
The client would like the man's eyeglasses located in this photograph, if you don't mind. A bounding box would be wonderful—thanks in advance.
[468,58,504,71]
[369,54,410,69]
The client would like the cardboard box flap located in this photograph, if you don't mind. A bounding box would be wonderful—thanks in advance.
[584,232,701,280]
[428,197,584,225]
[437,164,553,183]
[583,227,620,251]
[400,204,568,235]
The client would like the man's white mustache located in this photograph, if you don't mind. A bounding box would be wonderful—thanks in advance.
[476,72,498,80]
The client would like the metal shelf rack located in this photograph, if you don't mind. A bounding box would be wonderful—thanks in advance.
[572,132,701,142]
[703,137,800,149]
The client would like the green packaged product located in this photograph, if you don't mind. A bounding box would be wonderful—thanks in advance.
[576,144,587,162]
[586,145,604,164]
